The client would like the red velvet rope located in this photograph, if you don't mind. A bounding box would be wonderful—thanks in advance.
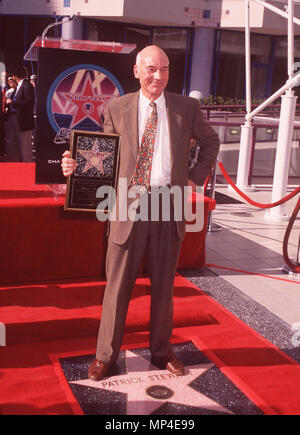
[216,160,300,274]
[217,161,300,208]
[282,197,300,273]
[205,263,300,284]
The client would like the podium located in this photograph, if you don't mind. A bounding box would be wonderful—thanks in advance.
[24,36,136,184]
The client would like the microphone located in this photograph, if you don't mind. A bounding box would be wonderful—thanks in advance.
[41,15,77,42]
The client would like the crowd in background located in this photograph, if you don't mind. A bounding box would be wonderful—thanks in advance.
[0,65,36,162]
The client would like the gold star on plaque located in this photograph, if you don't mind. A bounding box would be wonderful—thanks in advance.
[77,139,113,174]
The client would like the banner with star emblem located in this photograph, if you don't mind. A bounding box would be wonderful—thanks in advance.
[65,130,120,212]
[34,46,136,184]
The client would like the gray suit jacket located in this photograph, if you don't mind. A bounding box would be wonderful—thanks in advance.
[103,90,220,245]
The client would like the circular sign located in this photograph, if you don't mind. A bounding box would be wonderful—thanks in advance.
[46,64,124,134]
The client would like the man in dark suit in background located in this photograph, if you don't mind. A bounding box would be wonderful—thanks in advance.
[62,45,220,381]
[6,65,34,162]
[0,70,8,160]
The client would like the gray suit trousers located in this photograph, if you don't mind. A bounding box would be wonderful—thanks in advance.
[95,194,182,365]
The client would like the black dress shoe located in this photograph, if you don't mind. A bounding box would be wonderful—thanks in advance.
[88,359,110,381]
[151,350,185,376]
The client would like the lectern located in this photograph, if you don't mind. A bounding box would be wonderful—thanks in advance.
[24,36,136,184]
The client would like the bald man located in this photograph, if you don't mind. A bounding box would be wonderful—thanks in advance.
[62,45,220,381]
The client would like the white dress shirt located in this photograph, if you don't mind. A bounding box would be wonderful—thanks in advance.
[15,79,24,96]
[138,91,171,186]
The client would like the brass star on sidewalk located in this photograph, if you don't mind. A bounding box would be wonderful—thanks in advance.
[77,139,113,174]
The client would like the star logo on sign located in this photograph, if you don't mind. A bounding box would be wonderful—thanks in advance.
[62,72,113,128]
[71,350,234,415]
[77,139,113,174]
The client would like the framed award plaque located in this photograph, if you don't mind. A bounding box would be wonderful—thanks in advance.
[65,130,120,212]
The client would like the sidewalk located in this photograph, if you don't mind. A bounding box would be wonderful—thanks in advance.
[205,184,300,327]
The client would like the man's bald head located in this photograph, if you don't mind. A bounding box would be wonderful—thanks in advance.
[135,45,169,68]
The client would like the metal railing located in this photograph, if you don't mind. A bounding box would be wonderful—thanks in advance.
[201,104,300,121]
[204,113,300,186]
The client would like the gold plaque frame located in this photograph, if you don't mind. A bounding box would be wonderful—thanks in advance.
[65,130,120,212]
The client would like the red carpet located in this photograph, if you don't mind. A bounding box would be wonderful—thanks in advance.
[0,275,215,345]
[0,163,215,284]
[1,275,300,415]
[1,163,300,415]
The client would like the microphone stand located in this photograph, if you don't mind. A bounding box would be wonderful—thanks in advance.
[41,15,76,46]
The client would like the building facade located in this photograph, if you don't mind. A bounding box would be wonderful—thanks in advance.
[1,0,300,100]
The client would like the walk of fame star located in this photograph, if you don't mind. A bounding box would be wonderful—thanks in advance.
[76,139,113,174]
[71,350,234,415]
[62,72,114,129]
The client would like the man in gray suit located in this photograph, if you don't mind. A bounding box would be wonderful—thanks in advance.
[62,45,220,381]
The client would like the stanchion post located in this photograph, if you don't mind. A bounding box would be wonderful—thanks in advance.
[266,0,298,222]
[265,92,297,222]
[47,184,66,201]
[248,126,257,186]
[282,236,300,280]
[207,160,222,234]
[235,123,255,192]
[0,322,6,347]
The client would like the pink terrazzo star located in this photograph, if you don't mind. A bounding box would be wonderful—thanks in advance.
[71,350,234,415]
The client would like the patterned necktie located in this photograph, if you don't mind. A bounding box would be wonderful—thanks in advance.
[130,101,158,191]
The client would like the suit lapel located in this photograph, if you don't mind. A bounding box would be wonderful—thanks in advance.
[165,92,186,178]
[121,91,139,160]
[15,80,23,99]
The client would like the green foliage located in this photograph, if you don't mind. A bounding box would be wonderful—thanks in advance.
[198,95,282,112]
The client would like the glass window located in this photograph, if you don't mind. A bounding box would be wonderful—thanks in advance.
[153,28,188,94]
[271,36,300,96]
[251,67,268,99]
[215,30,272,99]
[99,21,125,42]
[216,53,245,99]
[85,20,189,94]
[220,31,245,54]
[251,34,271,64]
[276,36,300,58]
[124,27,151,52]
[87,22,98,41]
[153,28,187,50]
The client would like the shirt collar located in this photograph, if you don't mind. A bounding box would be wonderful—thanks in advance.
[139,90,165,112]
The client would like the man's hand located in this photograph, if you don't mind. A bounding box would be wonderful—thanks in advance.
[61,150,77,177]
